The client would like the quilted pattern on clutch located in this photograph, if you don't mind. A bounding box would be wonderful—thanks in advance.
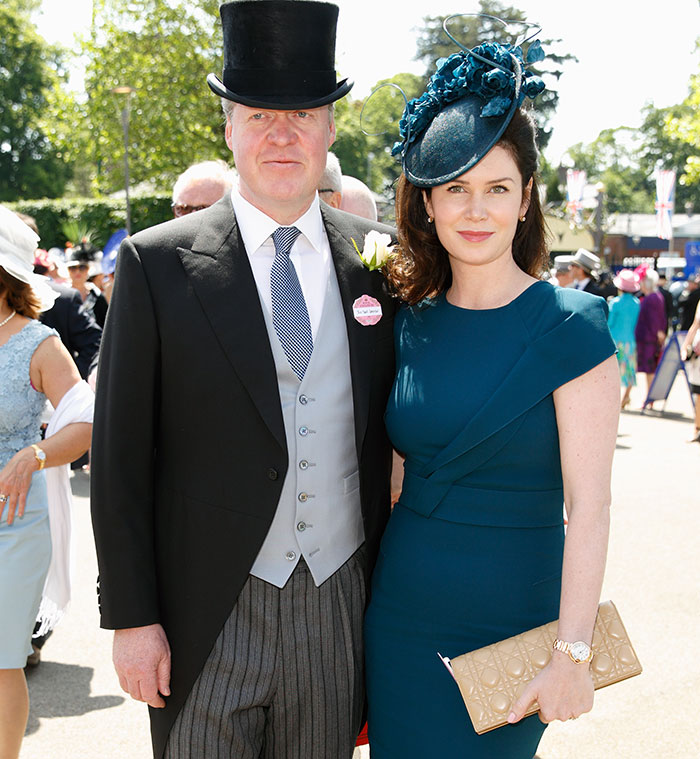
[446,600,642,734]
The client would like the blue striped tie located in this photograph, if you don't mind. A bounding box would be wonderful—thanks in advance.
[270,226,313,380]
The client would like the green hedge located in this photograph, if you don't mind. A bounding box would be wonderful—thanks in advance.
[7,195,173,250]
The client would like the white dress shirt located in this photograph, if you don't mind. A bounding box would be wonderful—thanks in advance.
[230,187,331,339]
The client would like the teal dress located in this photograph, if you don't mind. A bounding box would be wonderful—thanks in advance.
[607,292,640,389]
[364,281,616,758]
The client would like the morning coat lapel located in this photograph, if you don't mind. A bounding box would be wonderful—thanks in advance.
[321,206,377,457]
[176,198,286,451]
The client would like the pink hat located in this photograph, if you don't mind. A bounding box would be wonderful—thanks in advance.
[613,269,639,293]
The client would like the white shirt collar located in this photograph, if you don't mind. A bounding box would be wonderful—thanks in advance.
[229,186,326,255]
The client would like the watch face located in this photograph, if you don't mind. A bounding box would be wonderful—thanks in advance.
[570,641,590,662]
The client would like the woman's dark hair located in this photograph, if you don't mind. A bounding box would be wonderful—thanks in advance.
[0,267,41,320]
[386,107,550,305]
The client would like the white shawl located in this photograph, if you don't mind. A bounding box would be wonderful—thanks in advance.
[35,380,94,635]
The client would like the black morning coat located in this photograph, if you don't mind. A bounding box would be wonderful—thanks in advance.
[90,198,397,758]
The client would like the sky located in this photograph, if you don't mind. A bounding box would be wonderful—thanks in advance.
[33,0,700,166]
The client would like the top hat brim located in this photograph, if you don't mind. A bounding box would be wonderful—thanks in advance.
[207,73,353,110]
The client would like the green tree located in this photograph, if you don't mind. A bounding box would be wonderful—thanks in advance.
[0,0,74,201]
[331,73,423,202]
[414,0,575,151]
[78,0,229,195]
[661,57,700,208]
[638,100,700,214]
[359,72,424,196]
[332,97,371,184]
[565,128,653,215]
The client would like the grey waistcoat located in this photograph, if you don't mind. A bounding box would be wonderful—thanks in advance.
[249,261,363,587]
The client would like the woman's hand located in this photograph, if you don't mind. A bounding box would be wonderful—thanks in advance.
[507,653,594,724]
[0,447,40,525]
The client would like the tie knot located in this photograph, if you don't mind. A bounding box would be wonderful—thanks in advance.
[272,226,302,256]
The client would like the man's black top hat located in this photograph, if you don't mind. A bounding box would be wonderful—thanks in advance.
[207,0,353,110]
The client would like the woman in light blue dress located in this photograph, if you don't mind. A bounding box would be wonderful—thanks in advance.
[607,269,641,408]
[0,206,92,759]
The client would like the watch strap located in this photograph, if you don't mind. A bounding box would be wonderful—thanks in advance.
[31,444,46,470]
[553,637,593,663]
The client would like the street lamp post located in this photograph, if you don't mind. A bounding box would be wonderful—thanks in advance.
[112,86,135,235]
[593,181,605,263]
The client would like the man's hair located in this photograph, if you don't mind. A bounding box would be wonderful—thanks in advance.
[172,160,236,203]
[320,152,342,194]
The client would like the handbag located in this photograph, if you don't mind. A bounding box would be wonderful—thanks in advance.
[440,600,642,735]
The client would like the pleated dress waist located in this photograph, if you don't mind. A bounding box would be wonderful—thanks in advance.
[398,470,565,528]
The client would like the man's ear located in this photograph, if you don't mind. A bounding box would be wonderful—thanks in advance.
[328,111,336,149]
[225,118,233,152]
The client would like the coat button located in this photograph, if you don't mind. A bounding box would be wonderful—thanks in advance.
[267,468,278,480]
[299,460,309,470]
[298,492,308,502]
[285,551,296,561]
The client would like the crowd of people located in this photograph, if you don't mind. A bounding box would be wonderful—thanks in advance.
[548,248,700,436]
[0,3,696,759]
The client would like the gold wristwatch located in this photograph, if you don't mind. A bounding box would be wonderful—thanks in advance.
[31,444,47,471]
[552,638,593,664]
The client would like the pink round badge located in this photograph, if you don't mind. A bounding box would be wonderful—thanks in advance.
[352,294,383,326]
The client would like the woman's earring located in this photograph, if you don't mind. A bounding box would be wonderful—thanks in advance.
[519,214,526,223]
[428,216,434,223]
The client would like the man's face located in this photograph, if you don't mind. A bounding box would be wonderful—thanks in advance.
[569,263,586,281]
[554,269,575,287]
[225,105,335,223]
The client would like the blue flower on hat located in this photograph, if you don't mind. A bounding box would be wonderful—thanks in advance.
[391,40,545,158]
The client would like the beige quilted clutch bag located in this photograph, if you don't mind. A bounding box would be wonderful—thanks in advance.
[441,600,642,734]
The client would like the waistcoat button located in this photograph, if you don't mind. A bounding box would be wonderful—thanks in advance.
[298,492,308,502]
[299,460,309,470]
[299,394,308,405]
[299,426,309,436]
[297,522,307,532]
[285,551,296,561]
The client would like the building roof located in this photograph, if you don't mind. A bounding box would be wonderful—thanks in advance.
[545,215,594,252]
[606,213,696,238]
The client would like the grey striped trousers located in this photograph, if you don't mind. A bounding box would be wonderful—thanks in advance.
[165,546,367,759]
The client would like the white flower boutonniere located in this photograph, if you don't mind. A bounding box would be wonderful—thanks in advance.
[352,231,395,271]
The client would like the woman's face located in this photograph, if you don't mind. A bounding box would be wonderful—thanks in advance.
[423,145,531,272]
[68,264,89,287]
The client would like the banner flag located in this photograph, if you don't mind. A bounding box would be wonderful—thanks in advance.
[655,169,676,241]
[566,169,586,225]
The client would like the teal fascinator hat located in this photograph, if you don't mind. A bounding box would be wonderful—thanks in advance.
[393,15,546,188]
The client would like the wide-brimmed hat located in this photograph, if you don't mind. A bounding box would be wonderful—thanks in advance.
[0,205,59,311]
[613,269,639,293]
[571,248,601,274]
[207,0,353,110]
[391,17,546,187]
